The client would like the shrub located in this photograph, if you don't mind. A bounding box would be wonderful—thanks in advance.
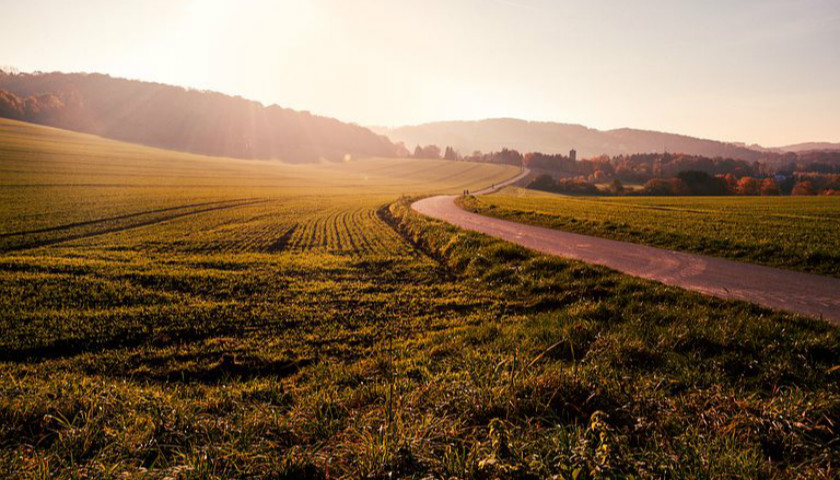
[791,181,816,196]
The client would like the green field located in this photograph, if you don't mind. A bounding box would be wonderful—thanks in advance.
[1,119,839,479]
[460,187,840,277]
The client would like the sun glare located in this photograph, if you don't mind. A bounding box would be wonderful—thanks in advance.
[182,0,230,39]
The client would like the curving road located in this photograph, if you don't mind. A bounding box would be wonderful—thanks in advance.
[413,176,840,324]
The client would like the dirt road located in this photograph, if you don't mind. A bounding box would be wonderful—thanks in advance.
[412,193,840,324]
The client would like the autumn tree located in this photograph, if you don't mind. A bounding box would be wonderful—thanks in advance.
[528,174,557,191]
[420,145,441,159]
[642,178,687,195]
[443,146,459,161]
[736,176,760,195]
[759,178,781,196]
[791,181,816,196]
[590,169,607,183]
[677,171,728,195]
[721,173,738,193]
[411,145,441,159]
[394,141,410,157]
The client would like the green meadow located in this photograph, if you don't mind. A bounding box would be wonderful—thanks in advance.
[460,187,840,277]
[1,119,838,479]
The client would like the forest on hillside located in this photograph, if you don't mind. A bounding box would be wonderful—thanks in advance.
[0,71,397,163]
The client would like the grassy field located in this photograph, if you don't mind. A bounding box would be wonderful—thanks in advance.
[1,119,839,479]
[460,187,840,277]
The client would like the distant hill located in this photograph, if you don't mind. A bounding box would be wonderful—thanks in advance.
[0,71,397,163]
[776,142,840,153]
[375,118,775,161]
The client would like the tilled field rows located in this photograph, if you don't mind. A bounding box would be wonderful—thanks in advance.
[36,197,414,256]
[286,206,409,255]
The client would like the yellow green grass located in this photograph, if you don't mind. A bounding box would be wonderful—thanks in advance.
[0,118,516,251]
[460,186,840,277]
[1,119,838,479]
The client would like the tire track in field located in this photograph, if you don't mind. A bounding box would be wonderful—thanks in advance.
[2,199,271,252]
[0,198,261,238]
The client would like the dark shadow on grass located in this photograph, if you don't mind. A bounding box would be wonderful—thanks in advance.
[143,354,315,384]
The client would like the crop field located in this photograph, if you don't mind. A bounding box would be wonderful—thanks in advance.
[1,119,839,479]
[460,187,840,277]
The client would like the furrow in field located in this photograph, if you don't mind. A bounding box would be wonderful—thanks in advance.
[1,199,271,252]
[0,198,257,238]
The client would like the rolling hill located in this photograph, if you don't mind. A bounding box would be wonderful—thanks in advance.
[375,118,774,161]
[0,70,397,163]
[776,142,840,153]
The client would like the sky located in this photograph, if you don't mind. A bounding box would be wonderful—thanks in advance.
[1,0,838,146]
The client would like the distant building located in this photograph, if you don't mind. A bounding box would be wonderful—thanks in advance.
[569,149,577,162]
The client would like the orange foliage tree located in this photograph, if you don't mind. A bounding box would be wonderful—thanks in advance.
[736,176,760,195]
[759,178,781,196]
[791,181,816,196]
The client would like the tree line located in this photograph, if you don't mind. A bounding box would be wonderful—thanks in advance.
[409,143,840,196]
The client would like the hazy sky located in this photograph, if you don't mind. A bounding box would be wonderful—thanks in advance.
[1,0,838,145]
